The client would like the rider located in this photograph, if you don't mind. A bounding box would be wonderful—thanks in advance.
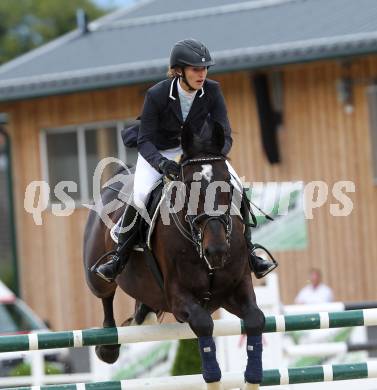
[94,38,277,283]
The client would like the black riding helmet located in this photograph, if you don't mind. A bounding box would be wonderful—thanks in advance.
[170,39,215,90]
[170,38,215,68]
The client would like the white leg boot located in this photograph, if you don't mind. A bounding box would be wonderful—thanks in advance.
[243,383,260,390]
[206,381,224,390]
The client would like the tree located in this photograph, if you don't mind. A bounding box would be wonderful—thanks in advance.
[0,0,107,65]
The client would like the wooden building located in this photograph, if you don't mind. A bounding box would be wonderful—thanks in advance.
[0,0,377,330]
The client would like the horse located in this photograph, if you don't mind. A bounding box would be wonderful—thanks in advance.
[83,121,265,390]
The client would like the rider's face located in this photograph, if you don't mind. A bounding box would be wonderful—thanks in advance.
[181,66,208,90]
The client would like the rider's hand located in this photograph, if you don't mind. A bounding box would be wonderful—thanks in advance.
[158,158,180,180]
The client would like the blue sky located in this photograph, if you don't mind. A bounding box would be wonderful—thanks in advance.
[93,0,136,9]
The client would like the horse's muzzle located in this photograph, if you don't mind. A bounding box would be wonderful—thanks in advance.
[204,243,229,269]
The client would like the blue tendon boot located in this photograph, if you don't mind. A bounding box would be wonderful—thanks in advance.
[198,336,222,383]
[244,335,263,385]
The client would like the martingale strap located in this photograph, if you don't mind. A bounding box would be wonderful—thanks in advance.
[143,244,164,292]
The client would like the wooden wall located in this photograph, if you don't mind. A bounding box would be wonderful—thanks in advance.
[222,56,377,305]
[0,86,146,330]
[1,54,377,330]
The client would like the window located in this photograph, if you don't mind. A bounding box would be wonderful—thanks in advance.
[85,126,118,199]
[46,131,81,200]
[41,120,138,204]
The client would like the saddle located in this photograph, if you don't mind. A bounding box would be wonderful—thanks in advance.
[101,166,165,290]
[107,167,165,251]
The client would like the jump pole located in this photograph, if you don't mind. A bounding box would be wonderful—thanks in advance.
[10,361,377,390]
[1,308,377,353]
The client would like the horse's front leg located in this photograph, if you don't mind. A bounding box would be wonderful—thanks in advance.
[171,292,222,389]
[223,277,265,390]
[95,293,121,364]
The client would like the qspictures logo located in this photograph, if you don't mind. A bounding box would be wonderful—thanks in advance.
[23,157,356,230]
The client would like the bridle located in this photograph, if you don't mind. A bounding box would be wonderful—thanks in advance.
[170,156,233,270]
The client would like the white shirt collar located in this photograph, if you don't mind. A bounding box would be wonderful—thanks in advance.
[177,78,197,98]
[169,77,205,100]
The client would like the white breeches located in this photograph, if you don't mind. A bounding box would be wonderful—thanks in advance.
[133,146,243,209]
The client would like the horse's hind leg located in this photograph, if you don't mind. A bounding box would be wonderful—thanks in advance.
[133,303,158,325]
[95,293,121,364]
[223,278,265,389]
[125,302,159,326]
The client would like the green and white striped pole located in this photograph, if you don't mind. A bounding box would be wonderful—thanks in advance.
[10,361,377,390]
[1,308,376,353]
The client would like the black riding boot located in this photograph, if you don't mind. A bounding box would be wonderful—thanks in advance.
[95,205,139,283]
[241,190,278,279]
[244,224,278,279]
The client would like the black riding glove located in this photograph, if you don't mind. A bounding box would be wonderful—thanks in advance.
[158,158,180,180]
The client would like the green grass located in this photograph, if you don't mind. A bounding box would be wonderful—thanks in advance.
[9,362,63,376]
[171,339,202,376]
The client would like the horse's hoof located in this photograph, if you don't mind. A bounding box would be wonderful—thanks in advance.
[121,317,134,327]
[206,381,223,390]
[95,344,120,364]
[129,317,138,326]
[243,383,260,390]
[142,312,158,325]
[127,312,158,326]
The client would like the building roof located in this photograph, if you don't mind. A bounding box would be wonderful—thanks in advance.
[1,0,377,101]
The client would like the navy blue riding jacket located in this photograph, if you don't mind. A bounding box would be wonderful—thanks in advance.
[138,77,233,170]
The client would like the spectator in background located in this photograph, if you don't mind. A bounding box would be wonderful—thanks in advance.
[295,268,334,304]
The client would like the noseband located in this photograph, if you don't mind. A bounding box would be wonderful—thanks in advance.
[176,156,233,269]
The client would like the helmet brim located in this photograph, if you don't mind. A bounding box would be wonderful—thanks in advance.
[174,59,215,67]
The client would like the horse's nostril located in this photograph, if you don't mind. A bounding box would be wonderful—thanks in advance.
[205,244,228,257]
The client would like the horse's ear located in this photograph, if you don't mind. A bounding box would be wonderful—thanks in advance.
[211,121,225,153]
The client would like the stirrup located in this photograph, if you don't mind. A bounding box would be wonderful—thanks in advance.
[90,249,116,273]
[250,243,278,279]
[94,253,123,283]
[95,269,115,284]
[252,257,277,279]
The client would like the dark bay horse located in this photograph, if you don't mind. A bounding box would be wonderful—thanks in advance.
[83,122,265,390]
